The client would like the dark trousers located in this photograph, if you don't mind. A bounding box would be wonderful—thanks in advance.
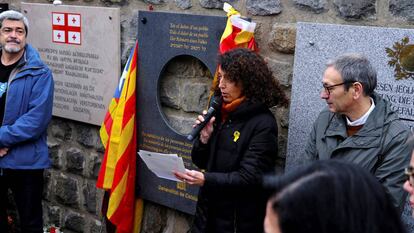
[0,169,44,233]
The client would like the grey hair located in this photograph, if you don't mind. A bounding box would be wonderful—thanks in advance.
[326,53,377,96]
[0,10,29,36]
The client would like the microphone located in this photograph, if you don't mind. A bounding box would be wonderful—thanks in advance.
[187,95,222,141]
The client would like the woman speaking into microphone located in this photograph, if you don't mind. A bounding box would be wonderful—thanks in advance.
[174,48,288,233]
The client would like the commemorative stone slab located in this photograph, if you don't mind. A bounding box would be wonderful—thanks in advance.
[22,3,120,125]
[136,11,225,214]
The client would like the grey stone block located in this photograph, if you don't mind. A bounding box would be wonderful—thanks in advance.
[144,0,166,4]
[389,0,414,19]
[175,0,192,10]
[66,148,85,175]
[160,78,181,110]
[293,0,327,13]
[64,211,85,233]
[182,82,209,112]
[247,0,282,16]
[50,119,72,141]
[269,24,296,54]
[56,174,79,206]
[265,57,293,87]
[45,205,62,227]
[199,0,228,9]
[43,170,52,201]
[48,142,63,169]
[89,219,104,233]
[75,124,101,149]
[83,181,97,214]
[333,0,376,19]
[141,202,168,233]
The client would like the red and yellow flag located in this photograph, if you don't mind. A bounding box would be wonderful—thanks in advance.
[211,3,259,96]
[97,41,143,233]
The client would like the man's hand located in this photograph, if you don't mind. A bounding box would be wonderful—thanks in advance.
[173,169,205,186]
[0,148,9,157]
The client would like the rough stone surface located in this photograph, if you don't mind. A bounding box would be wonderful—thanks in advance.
[43,170,52,201]
[182,82,209,112]
[45,205,61,226]
[162,110,195,134]
[64,211,85,233]
[293,0,327,13]
[141,202,168,233]
[144,0,165,4]
[269,24,297,54]
[48,142,63,169]
[333,0,376,19]
[75,124,100,149]
[87,152,101,178]
[55,174,79,206]
[265,57,293,87]
[83,181,97,214]
[49,119,72,141]
[160,78,181,110]
[389,0,414,18]
[66,148,85,175]
[89,219,104,233]
[175,0,192,9]
[247,0,282,16]
[199,0,231,9]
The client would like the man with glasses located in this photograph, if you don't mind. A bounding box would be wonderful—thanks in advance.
[0,10,53,233]
[304,53,411,213]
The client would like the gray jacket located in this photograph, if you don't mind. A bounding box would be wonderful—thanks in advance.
[304,93,412,212]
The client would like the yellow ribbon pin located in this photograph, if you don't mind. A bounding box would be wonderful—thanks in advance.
[233,131,240,142]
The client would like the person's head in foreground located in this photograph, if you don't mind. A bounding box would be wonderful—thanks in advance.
[264,160,405,233]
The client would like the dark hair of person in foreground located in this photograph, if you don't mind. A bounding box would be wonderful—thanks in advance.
[264,160,406,233]
[214,48,289,108]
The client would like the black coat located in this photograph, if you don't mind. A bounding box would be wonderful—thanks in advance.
[191,101,278,233]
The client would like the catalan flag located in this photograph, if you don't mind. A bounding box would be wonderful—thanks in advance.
[97,41,143,233]
[211,3,258,96]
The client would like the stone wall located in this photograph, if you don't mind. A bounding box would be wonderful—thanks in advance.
[4,0,414,232]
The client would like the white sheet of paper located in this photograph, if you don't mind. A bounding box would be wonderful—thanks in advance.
[138,149,186,182]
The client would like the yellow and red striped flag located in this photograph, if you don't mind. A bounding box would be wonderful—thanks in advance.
[97,41,143,233]
[211,3,258,96]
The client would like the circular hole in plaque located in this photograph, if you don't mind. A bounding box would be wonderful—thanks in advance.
[159,55,213,135]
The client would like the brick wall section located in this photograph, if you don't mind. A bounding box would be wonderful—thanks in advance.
[4,0,413,232]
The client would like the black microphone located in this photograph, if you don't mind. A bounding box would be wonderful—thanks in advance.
[187,95,223,141]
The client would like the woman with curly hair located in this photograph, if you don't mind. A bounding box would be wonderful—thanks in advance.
[175,48,289,233]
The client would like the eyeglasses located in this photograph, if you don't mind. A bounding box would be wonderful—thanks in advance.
[405,166,414,187]
[322,81,354,96]
[1,27,25,36]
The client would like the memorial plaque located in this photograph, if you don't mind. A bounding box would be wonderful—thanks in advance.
[21,3,120,125]
[137,11,225,214]
[287,22,413,168]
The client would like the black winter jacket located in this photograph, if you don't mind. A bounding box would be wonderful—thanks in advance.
[190,101,278,233]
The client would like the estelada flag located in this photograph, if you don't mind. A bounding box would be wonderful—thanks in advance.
[210,3,259,97]
[97,41,143,233]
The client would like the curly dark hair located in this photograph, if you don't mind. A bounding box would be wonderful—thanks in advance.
[215,48,289,108]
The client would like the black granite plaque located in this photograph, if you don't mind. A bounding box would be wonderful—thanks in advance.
[0,4,8,13]
[136,11,225,214]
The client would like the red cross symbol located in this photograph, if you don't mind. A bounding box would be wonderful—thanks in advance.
[52,12,81,45]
